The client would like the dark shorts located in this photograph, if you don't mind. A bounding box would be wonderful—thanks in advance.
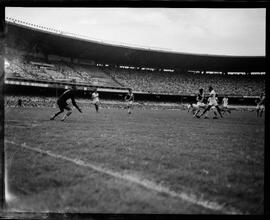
[57,100,71,111]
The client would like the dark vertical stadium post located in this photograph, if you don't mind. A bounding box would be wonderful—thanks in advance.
[0,5,5,211]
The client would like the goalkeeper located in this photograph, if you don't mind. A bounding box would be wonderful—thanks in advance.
[50,85,82,121]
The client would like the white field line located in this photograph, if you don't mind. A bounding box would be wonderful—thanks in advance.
[5,139,244,215]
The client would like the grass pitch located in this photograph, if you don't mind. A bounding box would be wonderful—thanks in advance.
[4,106,264,214]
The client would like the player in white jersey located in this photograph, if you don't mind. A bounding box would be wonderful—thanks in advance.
[125,88,134,114]
[221,95,231,114]
[222,96,228,108]
[91,88,100,113]
[204,96,218,119]
[197,86,223,118]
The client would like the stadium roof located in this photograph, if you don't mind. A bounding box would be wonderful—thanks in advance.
[6,21,266,72]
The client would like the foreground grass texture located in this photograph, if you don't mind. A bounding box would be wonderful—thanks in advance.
[5,107,264,214]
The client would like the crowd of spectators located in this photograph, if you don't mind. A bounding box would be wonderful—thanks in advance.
[5,57,57,80]
[105,68,265,96]
[5,95,56,108]
[70,64,120,87]
[5,58,31,79]
[5,54,265,96]
[5,56,121,87]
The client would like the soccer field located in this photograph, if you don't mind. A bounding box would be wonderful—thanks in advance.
[4,106,264,214]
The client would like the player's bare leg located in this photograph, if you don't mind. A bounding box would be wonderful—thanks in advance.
[228,108,231,114]
[204,110,209,119]
[215,106,223,118]
[256,108,260,117]
[188,103,195,114]
[187,104,192,113]
[50,110,64,120]
[213,110,218,119]
[193,109,201,117]
[95,103,99,113]
[260,108,264,117]
[192,107,196,115]
[197,105,211,118]
[222,107,231,115]
[61,110,72,121]
[226,107,231,114]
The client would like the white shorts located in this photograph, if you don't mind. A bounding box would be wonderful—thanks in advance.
[197,102,206,108]
[256,104,265,110]
[208,101,218,107]
[93,100,100,105]
[127,101,133,106]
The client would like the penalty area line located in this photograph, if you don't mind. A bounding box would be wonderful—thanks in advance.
[5,139,244,215]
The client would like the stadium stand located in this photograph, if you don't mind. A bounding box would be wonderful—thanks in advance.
[5,55,265,96]
[103,67,265,96]
[5,54,122,87]
[69,64,121,87]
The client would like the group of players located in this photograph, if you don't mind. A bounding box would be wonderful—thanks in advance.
[187,86,265,119]
[49,84,264,121]
[50,85,134,121]
[187,86,230,119]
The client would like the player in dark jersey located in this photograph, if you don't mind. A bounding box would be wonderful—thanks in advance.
[50,85,82,121]
[125,88,134,114]
[193,88,206,117]
[17,98,22,107]
[256,92,265,117]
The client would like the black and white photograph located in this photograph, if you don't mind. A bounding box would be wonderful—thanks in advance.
[2,6,266,215]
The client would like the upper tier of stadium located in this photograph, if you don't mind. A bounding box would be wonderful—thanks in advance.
[5,18,266,72]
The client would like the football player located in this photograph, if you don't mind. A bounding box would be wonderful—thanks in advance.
[197,86,223,118]
[91,87,100,113]
[256,92,265,117]
[193,88,206,117]
[125,88,134,114]
[50,85,82,121]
